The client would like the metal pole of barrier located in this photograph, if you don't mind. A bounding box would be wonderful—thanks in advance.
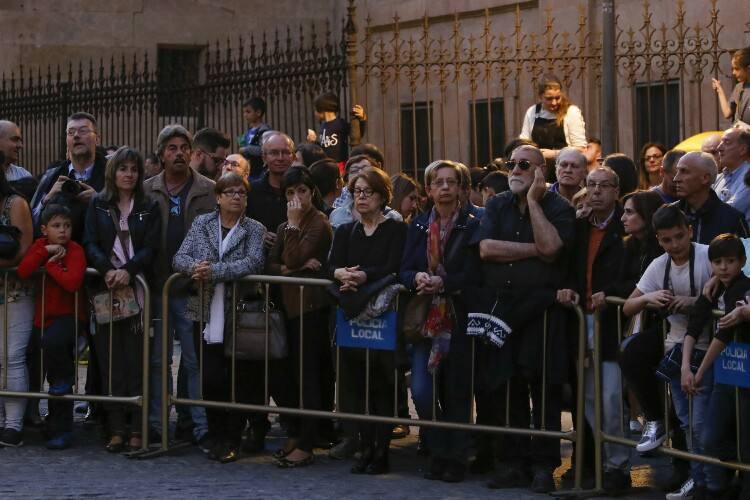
[541,310,547,430]
[2,273,8,390]
[663,319,670,444]
[573,305,587,491]
[74,289,79,394]
[505,381,510,427]
[160,275,176,451]
[108,288,114,396]
[138,275,151,450]
[40,273,46,391]
[365,348,370,415]
[231,282,237,403]
[393,294,399,418]
[335,346,340,411]
[299,285,304,409]
[469,337,475,421]
[688,395,693,451]
[593,308,603,491]
[735,331,741,462]
[264,283,270,405]
[432,370,437,422]
[617,305,624,437]
[199,280,204,400]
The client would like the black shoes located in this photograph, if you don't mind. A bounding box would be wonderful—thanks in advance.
[602,469,632,493]
[424,458,465,483]
[0,428,24,447]
[486,466,531,489]
[530,470,556,493]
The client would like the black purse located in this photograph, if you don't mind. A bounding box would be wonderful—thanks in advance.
[0,196,21,259]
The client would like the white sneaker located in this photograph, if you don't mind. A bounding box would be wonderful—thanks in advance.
[636,420,667,453]
[629,419,643,433]
[665,477,695,500]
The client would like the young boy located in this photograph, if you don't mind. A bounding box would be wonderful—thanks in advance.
[623,204,714,499]
[306,92,366,168]
[17,204,86,450]
[238,97,271,180]
[684,234,750,499]
[479,171,509,205]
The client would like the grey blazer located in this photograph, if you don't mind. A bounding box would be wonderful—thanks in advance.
[173,210,266,322]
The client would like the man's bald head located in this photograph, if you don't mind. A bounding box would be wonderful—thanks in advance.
[0,120,22,167]
[679,151,718,183]
[701,133,722,165]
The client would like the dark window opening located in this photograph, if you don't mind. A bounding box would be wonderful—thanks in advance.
[157,46,203,117]
[635,80,680,156]
[469,98,506,166]
[400,101,433,182]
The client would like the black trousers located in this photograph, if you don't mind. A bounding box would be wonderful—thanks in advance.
[40,316,78,435]
[493,373,563,473]
[202,341,266,448]
[339,346,396,456]
[94,317,144,436]
[280,309,334,452]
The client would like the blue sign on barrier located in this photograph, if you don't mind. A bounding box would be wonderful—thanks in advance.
[714,342,750,389]
[335,308,397,351]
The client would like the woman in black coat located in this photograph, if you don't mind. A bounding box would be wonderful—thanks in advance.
[83,146,160,452]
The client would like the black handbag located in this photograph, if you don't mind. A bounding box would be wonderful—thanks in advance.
[223,300,288,361]
[0,224,20,259]
[655,343,706,382]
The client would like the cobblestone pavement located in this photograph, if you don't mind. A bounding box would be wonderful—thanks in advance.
[0,346,673,499]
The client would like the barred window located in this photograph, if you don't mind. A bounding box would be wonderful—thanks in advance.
[400,101,433,182]
[470,98,506,165]
[635,80,680,154]
[157,46,203,118]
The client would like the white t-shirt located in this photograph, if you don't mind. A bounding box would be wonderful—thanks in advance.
[635,243,712,351]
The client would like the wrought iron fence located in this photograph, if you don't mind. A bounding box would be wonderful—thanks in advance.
[0,0,746,177]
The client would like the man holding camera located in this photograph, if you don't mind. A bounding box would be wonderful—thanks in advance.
[30,111,105,242]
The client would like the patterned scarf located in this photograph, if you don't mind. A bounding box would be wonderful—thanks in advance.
[422,206,458,373]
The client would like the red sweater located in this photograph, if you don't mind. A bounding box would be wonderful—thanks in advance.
[17,238,87,328]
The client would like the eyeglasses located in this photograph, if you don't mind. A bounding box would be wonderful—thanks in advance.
[352,187,375,198]
[430,178,459,188]
[586,181,616,190]
[264,149,293,158]
[66,127,94,137]
[222,190,247,199]
[644,154,663,161]
[505,159,537,171]
[200,150,226,165]
[222,160,242,168]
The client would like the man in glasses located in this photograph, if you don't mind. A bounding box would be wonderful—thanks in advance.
[474,144,575,494]
[190,127,230,179]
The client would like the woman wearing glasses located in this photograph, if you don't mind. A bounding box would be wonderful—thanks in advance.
[267,166,334,468]
[83,146,160,452]
[173,172,266,463]
[400,160,480,483]
[637,142,668,190]
[329,167,407,475]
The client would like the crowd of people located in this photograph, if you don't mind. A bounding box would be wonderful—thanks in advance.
[0,46,749,499]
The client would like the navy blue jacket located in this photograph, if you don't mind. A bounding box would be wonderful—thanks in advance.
[675,190,749,244]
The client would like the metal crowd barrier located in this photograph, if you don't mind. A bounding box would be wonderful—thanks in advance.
[0,267,151,451]
[586,297,750,492]
[156,272,590,490]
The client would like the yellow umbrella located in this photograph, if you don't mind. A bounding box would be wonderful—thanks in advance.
[673,131,723,152]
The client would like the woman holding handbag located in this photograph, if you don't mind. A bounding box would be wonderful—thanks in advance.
[399,160,480,483]
[83,146,160,452]
[173,172,266,463]
[267,166,333,468]
[329,167,407,475]
[0,164,34,448]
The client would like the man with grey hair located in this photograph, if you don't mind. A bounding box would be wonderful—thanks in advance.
[0,120,32,181]
[714,128,750,224]
[550,147,587,204]
[700,133,722,166]
[557,165,632,491]
[144,123,215,448]
[476,144,575,493]
[673,151,748,243]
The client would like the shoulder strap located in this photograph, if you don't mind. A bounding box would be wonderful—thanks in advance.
[662,243,696,296]
[534,102,542,116]
[109,207,132,260]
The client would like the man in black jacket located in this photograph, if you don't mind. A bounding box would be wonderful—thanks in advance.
[30,112,106,242]
[673,151,749,244]
[557,166,631,491]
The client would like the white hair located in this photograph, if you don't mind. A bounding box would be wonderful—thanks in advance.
[679,151,718,184]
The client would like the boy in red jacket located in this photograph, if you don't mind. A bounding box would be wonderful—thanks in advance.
[18,204,86,450]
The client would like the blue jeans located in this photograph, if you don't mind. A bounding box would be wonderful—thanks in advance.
[669,365,713,486]
[149,294,207,439]
[0,296,34,431]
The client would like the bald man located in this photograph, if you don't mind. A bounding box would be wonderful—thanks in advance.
[220,153,250,180]
[714,128,750,224]
[700,133,722,166]
[0,121,32,181]
[673,151,748,243]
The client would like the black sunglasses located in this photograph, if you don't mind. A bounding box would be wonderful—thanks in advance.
[505,159,535,171]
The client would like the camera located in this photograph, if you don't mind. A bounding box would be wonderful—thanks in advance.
[61,179,83,195]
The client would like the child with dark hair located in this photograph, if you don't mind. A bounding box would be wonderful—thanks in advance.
[479,171,510,204]
[683,233,750,498]
[623,204,714,499]
[307,92,367,165]
[239,97,271,179]
[17,204,87,450]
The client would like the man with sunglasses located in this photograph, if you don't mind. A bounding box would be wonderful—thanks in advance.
[190,127,230,179]
[474,145,575,494]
